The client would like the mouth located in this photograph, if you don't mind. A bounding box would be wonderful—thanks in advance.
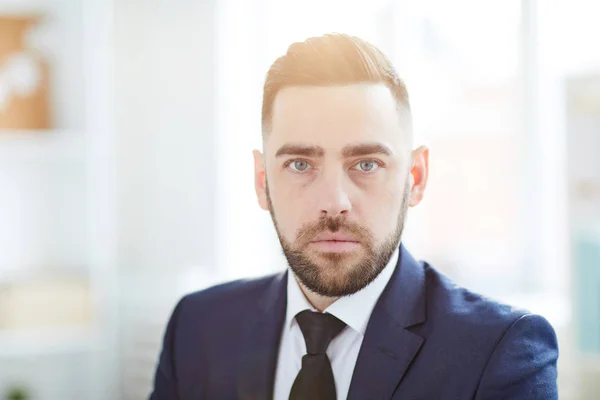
[309,239,360,253]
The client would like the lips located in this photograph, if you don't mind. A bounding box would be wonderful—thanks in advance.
[311,232,358,243]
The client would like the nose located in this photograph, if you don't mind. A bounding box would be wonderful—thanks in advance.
[316,168,352,218]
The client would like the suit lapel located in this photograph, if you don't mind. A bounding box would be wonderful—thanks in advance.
[347,245,427,400]
[237,271,287,400]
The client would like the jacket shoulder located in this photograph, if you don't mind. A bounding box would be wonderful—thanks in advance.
[423,263,538,335]
[178,272,281,317]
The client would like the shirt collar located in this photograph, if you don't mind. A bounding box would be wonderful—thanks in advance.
[285,247,399,336]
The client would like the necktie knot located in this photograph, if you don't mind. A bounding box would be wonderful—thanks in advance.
[295,310,346,355]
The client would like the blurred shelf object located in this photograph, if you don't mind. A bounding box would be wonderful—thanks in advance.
[0,273,98,358]
[0,13,51,130]
[1,0,86,131]
[0,274,93,331]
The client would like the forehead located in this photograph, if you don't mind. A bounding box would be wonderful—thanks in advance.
[268,83,408,154]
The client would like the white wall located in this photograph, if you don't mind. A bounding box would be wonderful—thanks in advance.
[113,0,219,397]
[0,133,87,276]
[115,0,218,274]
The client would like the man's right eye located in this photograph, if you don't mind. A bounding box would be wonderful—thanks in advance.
[286,159,312,172]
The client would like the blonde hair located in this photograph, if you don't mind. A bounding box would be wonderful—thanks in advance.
[261,33,412,140]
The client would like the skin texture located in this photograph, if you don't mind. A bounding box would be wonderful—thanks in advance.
[253,83,429,311]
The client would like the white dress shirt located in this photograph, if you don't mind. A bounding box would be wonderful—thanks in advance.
[273,248,399,400]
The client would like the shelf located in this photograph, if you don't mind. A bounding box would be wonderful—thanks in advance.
[0,0,51,16]
[0,129,86,163]
[0,326,98,358]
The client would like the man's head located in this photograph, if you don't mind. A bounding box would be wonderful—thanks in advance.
[253,33,428,298]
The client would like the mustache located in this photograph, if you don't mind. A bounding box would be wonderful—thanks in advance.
[295,215,374,247]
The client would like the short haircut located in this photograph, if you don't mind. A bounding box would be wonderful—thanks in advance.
[261,33,411,140]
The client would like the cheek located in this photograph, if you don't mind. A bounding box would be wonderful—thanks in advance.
[366,184,404,232]
[270,184,315,237]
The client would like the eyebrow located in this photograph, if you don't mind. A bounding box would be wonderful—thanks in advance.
[275,143,325,158]
[275,142,394,158]
[341,143,394,158]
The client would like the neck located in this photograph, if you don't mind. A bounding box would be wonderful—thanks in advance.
[295,276,339,312]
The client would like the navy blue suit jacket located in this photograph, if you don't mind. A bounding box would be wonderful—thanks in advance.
[150,245,559,399]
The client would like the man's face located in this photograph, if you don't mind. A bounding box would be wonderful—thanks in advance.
[253,83,428,297]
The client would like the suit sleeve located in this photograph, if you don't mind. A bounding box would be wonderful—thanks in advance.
[149,296,187,400]
[474,313,559,400]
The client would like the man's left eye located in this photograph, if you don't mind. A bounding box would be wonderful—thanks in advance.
[353,160,380,172]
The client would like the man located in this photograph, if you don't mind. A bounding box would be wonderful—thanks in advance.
[150,33,558,400]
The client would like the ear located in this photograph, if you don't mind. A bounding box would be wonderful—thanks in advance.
[253,149,269,211]
[409,145,429,207]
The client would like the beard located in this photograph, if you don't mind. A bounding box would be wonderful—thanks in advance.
[266,178,411,297]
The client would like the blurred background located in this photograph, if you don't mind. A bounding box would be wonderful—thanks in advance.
[0,0,598,398]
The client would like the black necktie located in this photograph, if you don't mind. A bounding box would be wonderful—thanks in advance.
[289,310,347,400]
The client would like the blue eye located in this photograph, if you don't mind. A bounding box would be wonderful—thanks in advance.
[354,160,380,172]
[289,160,311,172]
